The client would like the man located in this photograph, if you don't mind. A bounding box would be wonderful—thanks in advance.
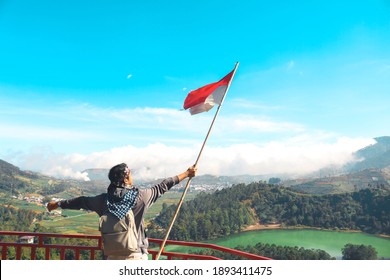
[47,163,197,260]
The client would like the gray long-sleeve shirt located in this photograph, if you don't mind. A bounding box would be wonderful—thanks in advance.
[58,176,179,254]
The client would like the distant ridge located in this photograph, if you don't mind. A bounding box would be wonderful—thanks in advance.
[0,159,44,194]
[347,136,390,171]
[0,159,40,179]
[0,159,22,175]
[82,168,270,185]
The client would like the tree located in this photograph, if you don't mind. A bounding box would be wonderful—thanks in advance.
[268,178,281,185]
[342,244,378,260]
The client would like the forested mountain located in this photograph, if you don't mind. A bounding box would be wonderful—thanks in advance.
[0,159,40,194]
[148,182,390,241]
[0,159,106,198]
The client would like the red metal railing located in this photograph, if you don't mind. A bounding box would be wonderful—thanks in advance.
[0,231,101,260]
[0,231,271,260]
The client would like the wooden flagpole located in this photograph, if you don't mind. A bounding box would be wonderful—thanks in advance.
[155,62,239,260]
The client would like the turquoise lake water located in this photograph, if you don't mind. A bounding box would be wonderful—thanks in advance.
[165,229,390,259]
[207,229,390,259]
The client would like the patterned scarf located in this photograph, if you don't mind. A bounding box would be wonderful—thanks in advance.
[107,187,139,220]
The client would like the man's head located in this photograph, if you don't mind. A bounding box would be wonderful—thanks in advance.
[108,163,132,186]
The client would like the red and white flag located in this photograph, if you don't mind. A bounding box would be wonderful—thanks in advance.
[183,69,235,115]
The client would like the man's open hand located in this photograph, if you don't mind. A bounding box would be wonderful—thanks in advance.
[47,201,59,212]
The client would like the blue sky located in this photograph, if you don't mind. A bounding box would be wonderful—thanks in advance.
[0,0,389,180]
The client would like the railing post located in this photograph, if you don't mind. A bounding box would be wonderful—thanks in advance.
[2,245,8,259]
[45,247,51,260]
[31,247,37,260]
[16,246,21,260]
[60,248,65,260]
[38,235,44,246]
[75,249,80,260]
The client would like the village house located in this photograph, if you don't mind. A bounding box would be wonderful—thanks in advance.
[18,236,35,244]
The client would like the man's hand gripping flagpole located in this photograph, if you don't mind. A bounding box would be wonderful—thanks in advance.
[155,62,239,260]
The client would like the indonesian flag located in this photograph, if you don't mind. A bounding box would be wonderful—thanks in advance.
[183,69,235,115]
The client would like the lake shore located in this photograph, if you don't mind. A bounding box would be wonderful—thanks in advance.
[243,223,282,231]
[243,223,390,239]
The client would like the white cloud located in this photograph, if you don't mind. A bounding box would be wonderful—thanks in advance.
[198,136,374,176]
[48,166,90,181]
[6,136,374,181]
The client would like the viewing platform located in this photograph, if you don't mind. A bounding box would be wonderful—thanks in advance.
[0,231,271,260]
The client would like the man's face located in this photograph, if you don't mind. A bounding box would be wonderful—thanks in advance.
[124,168,133,186]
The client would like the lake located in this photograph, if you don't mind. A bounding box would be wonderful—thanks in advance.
[165,229,390,259]
[206,229,390,259]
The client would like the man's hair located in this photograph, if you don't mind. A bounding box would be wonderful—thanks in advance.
[108,163,129,186]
